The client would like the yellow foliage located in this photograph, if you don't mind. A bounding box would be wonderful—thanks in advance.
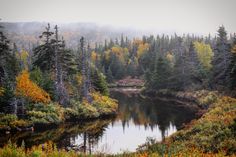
[138,152,148,157]
[0,87,4,96]
[76,74,83,87]
[232,45,236,54]
[137,43,149,58]
[91,92,118,112]
[104,50,111,61]
[91,51,99,62]
[17,49,30,70]
[194,41,214,70]
[111,46,128,63]
[15,70,51,103]
[111,46,123,56]
[166,52,175,67]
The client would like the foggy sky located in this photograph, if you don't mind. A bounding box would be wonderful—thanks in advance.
[0,0,235,35]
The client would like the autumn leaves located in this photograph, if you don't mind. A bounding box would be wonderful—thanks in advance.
[15,70,51,103]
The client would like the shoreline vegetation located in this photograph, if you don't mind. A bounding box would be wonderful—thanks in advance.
[108,77,145,88]
[0,89,118,134]
[0,88,235,156]
[136,89,236,157]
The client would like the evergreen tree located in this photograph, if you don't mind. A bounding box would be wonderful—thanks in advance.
[212,26,231,87]
[229,36,236,90]
[106,66,113,83]
[171,37,188,90]
[0,23,20,112]
[147,56,171,90]
[186,42,203,87]
[120,34,125,48]
[91,69,109,96]
[109,54,125,79]
[33,23,54,72]
[80,36,92,102]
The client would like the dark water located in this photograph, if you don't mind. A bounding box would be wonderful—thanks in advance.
[0,90,197,154]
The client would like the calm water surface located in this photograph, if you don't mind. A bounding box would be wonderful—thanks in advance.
[0,90,197,154]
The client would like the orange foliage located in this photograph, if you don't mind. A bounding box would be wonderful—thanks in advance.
[133,38,143,45]
[138,152,148,157]
[15,70,51,103]
[232,45,236,54]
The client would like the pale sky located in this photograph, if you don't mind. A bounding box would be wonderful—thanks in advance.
[0,0,236,35]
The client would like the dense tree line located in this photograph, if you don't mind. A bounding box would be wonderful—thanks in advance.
[91,26,236,92]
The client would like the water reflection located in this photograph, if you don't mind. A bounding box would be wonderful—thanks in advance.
[111,91,196,137]
[0,90,197,154]
[69,91,196,153]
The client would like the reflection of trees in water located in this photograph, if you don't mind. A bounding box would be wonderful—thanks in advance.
[111,91,197,139]
[68,121,109,154]
[0,118,113,153]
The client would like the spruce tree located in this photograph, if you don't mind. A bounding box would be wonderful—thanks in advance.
[229,36,236,90]
[33,23,54,72]
[149,56,171,90]
[212,26,231,87]
[91,69,109,96]
[0,23,20,112]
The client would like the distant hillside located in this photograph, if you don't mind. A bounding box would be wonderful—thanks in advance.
[0,22,145,50]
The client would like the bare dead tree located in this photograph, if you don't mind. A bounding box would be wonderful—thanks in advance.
[80,37,92,102]
[54,25,69,106]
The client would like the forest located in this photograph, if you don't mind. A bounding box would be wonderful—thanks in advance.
[0,21,235,156]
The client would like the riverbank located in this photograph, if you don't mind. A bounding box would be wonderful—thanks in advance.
[135,90,236,156]
[142,89,221,116]
[0,89,195,156]
[0,92,118,134]
[108,77,145,88]
[0,89,235,156]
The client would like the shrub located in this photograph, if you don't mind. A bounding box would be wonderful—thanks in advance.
[26,103,65,124]
[64,107,79,119]
[10,119,31,128]
[79,99,99,118]
[91,92,118,114]
[0,114,17,126]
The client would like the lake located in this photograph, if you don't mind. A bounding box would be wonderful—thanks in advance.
[0,89,197,154]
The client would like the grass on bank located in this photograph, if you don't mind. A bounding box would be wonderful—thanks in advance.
[136,90,236,156]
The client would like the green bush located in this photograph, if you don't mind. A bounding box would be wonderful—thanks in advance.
[26,103,64,124]
[0,114,17,126]
[10,119,31,128]
[64,107,79,119]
